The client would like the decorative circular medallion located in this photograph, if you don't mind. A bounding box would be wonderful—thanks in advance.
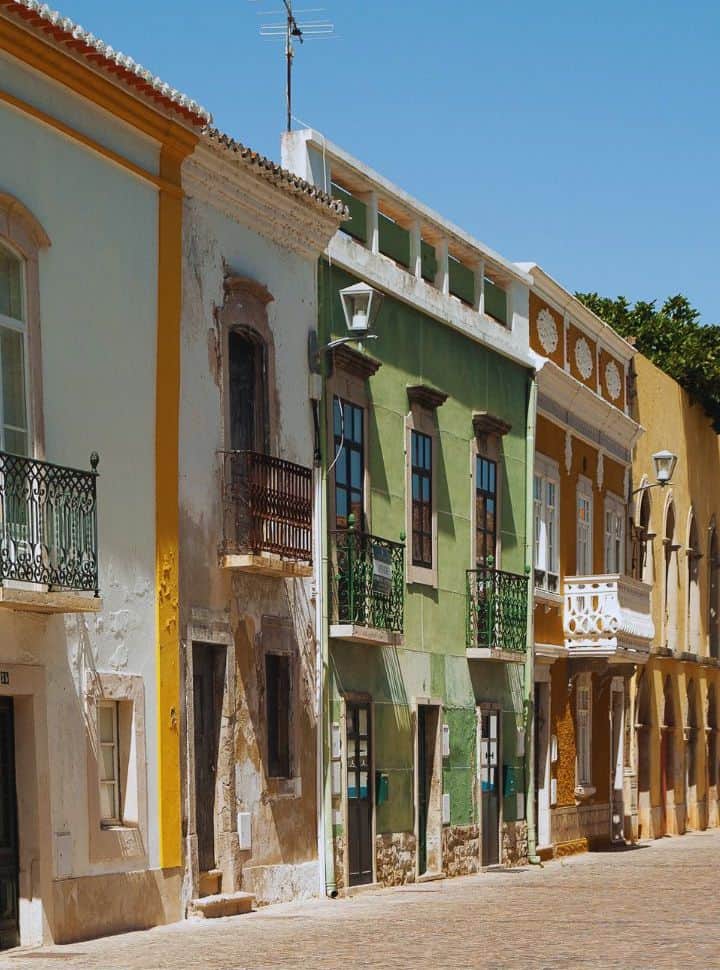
[574,337,593,380]
[604,360,622,401]
[536,308,558,355]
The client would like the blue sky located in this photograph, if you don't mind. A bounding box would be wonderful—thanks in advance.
[55,0,719,321]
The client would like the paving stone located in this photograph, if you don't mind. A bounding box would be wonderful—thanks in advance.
[4,830,720,969]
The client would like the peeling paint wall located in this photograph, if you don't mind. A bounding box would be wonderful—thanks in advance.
[179,193,321,903]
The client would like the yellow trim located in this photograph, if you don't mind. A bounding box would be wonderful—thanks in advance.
[156,143,191,869]
[0,16,198,150]
[0,88,182,197]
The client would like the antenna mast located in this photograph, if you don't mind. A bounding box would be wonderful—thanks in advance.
[256,2,334,131]
[283,0,303,133]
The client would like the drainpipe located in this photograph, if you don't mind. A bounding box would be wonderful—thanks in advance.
[524,372,542,866]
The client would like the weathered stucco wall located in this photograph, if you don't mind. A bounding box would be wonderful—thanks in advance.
[179,194,321,903]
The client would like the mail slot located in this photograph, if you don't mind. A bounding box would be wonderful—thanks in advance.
[376,771,389,805]
[503,763,523,797]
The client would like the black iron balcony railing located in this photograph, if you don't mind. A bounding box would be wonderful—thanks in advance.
[0,451,99,593]
[466,560,528,652]
[220,450,313,563]
[329,519,405,633]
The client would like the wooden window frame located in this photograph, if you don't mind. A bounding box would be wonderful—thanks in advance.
[575,673,595,795]
[405,406,438,588]
[333,395,366,531]
[471,435,502,569]
[97,699,121,826]
[533,453,560,592]
[604,491,626,575]
[576,475,594,576]
[410,428,433,569]
[327,367,371,534]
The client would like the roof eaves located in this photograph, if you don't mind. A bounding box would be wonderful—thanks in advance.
[2,0,212,126]
[204,128,348,219]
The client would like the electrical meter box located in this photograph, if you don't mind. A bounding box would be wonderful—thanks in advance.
[503,764,523,797]
[376,771,389,805]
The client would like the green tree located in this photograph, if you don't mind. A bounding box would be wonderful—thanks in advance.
[575,292,720,431]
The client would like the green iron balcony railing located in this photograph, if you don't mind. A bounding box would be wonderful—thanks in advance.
[466,560,528,652]
[330,518,404,633]
[0,450,99,593]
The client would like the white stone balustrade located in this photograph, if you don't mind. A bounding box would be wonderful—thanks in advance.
[563,574,654,660]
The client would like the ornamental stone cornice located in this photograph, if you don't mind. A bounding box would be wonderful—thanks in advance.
[183,143,344,259]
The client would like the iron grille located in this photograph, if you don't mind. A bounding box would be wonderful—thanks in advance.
[466,561,528,652]
[330,525,404,632]
[220,450,312,563]
[0,451,99,592]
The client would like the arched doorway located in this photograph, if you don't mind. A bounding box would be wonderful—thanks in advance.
[707,684,718,827]
[635,672,652,838]
[685,679,698,830]
[660,676,676,834]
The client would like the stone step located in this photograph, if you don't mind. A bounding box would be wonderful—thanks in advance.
[199,869,222,898]
[189,891,255,920]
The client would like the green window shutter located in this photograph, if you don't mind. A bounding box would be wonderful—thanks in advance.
[378,213,410,268]
[448,257,475,306]
[332,183,367,243]
[484,278,508,325]
[420,240,437,282]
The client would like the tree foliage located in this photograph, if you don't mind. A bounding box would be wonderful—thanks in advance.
[575,292,720,431]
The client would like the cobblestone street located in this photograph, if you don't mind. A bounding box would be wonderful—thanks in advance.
[4,829,720,969]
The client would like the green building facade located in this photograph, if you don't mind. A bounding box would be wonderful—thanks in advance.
[283,129,538,889]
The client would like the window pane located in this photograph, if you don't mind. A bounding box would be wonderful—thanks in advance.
[100,744,116,782]
[100,782,116,821]
[0,327,27,437]
[0,248,22,322]
[98,705,115,743]
[4,429,26,458]
[352,405,362,444]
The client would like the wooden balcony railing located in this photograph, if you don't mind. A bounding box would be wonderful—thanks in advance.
[329,519,404,633]
[466,560,528,652]
[0,450,99,593]
[220,450,312,563]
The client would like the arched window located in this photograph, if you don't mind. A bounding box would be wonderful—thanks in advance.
[709,528,720,659]
[664,503,679,650]
[632,488,654,584]
[687,514,701,653]
[0,241,29,455]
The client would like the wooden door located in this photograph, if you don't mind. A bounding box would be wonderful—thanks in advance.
[193,644,226,873]
[0,699,18,950]
[346,702,372,886]
[480,710,500,866]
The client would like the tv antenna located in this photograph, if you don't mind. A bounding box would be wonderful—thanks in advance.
[253,1,334,132]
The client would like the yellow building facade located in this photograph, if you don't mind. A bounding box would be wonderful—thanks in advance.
[520,265,655,857]
[630,354,720,839]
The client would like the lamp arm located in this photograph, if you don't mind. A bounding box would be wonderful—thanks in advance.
[630,481,668,498]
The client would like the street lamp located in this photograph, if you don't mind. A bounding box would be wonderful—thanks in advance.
[632,449,678,496]
[338,281,383,337]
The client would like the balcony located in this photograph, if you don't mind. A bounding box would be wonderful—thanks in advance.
[0,451,100,613]
[329,525,404,645]
[563,574,654,662]
[466,562,528,660]
[220,451,313,578]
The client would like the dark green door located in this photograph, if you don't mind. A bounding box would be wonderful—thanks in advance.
[346,702,372,886]
[0,699,18,950]
[417,706,429,875]
[480,710,500,867]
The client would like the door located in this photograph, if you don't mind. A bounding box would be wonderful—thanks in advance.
[193,644,226,873]
[610,686,625,842]
[417,706,429,875]
[534,684,551,848]
[660,730,669,834]
[346,702,372,886]
[479,710,500,866]
[0,699,18,950]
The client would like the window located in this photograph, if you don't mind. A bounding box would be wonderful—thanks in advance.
[534,455,559,592]
[0,243,29,456]
[475,456,497,566]
[334,396,364,529]
[604,493,625,574]
[576,674,593,790]
[411,430,432,567]
[228,329,267,453]
[687,516,701,653]
[631,488,652,582]
[98,701,121,825]
[576,477,593,575]
[266,653,291,778]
